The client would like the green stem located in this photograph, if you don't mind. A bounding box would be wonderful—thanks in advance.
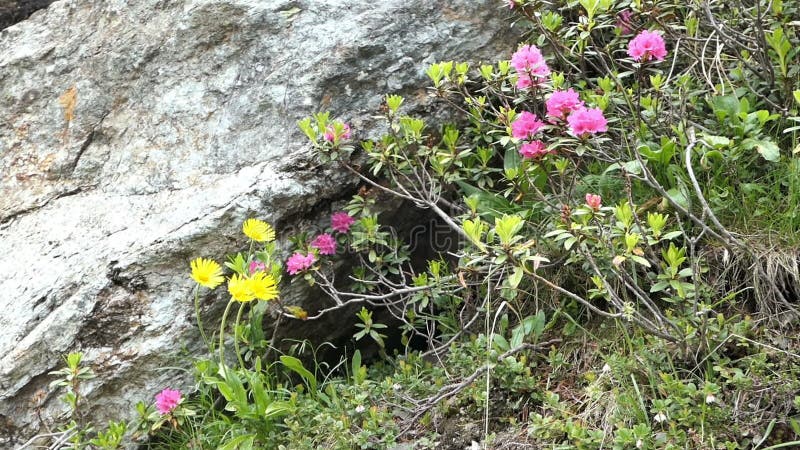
[234,302,247,370]
[219,300,235,371]
[193,286,210,351]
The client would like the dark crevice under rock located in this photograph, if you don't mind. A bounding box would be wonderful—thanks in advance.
[0,0,55,30]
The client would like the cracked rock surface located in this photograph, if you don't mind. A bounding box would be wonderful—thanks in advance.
[0,0,515,442]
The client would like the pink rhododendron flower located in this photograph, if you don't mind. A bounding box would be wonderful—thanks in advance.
[248,260,266,274]
[585,193,602,210]
[324,123,351,142]
[567,107,607,137]
[546,89,584,120]
[331,212,355,233]
[616,10,634,34]
[627,30,667,62]
[511,111,545,140]
[511,45,550,89]
[311,233,337,255]
[286,252,316,275]
[155,388,181,415]
[519,141,549,159]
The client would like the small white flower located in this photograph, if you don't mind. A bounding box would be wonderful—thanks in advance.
[653,412,667,423]
[355,405,366,413]
[393,383,402,391]
[602,363,611,373]
[636,439,643,449]
[705,393,716,404]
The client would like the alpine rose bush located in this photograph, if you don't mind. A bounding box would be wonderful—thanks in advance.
[324,122,351,142]
[311,233,337,255]
[511,111,545,139]
[585,193,602,210]
[546,89,584,120]
[511,44,550,88]
[519,141,549,159]
[287,252,316,275]
[155,388,181,415]
[248,260,266,274]
[627,30,667,62]
[331,212,355,233]
[567,107,608,137]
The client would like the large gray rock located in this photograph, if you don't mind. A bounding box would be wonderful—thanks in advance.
[0,0,514,443]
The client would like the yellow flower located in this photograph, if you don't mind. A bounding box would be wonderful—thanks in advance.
[242,218,275,242]
[228,274,255,302]
[190,258,224,289]
[247,272,279,301]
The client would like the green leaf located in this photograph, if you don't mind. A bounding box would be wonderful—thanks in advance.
[504,146,521,174]
[219,435,256,450]
[630,255,651,268]
[264,401,292,419]
[743,138,781,162]
[661,230,683,240]
[494,214,524,246]
[280,356,317,392]
[650,281,670,293]
[701,135,730,148]
[508,266,524,289]
[351,350,362,384]
[665,188,689,210]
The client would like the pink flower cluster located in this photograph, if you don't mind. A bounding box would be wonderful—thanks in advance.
[287,212,354,276]
[567,107,608,138]
[520,141,549,159]
[585,193,602,210]
[287,252,316,275]
[628,30,667,62]
[511,112,551,159]
[331,212,355,233]
[311,233,337,255]
[155,388,181,415]
[511,45,550,89]
[248,260,266,275]
[511,111,544,139]
[324,122,352,142]
[545,89,584,120]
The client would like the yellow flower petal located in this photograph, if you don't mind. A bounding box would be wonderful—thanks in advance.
[242,218,275,242]
[190,258,224,289]
[228,274,255,302]
[246,272,279,301]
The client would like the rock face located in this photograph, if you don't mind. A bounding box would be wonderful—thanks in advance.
[0,0,514,442]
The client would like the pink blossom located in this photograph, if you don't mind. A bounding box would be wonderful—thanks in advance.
[585,193,602,210]
[616,10,634,34]
[248,260,267,275]
[627,30,667,62]
[155,388,181,415]
[567,107,607,137]
[511,45,550,89]
[546,89,584,120]
[331,212,355,233]
[507,0,516,8]
[511,111,545,140]
[324,123,352,142]
[311,233,337,255]
[286,252,316,275]
[519,141,549,159]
